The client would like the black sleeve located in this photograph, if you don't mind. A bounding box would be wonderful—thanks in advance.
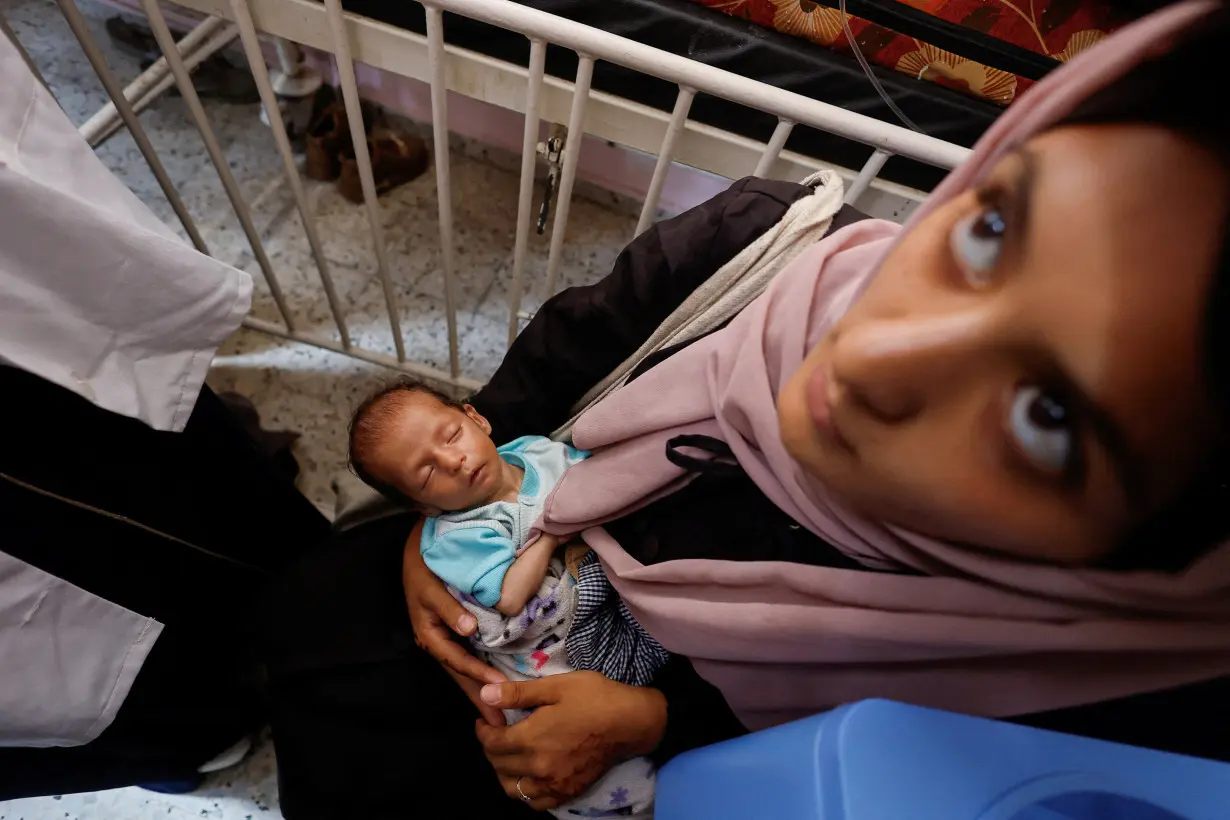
[649,655,749,767]
[648,664,1230,768]
[1011,675,1230,762]
[469,177,810,443]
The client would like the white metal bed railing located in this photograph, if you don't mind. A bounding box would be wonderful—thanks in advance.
[17,0,971,393]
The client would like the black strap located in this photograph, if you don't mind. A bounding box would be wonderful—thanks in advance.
[665,435,745,476]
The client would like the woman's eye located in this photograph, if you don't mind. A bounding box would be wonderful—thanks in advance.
[950,206,1007,287]
[1008,385,1075,477]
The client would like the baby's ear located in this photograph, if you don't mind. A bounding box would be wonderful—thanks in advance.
[463,404,492,436]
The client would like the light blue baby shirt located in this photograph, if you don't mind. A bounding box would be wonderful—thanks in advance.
[419,436,589,607]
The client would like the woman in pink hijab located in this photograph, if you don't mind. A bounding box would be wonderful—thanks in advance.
[264,4,1230,818]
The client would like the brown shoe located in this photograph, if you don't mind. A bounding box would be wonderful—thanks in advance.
[337,132,430,204]
[304,104,351,182]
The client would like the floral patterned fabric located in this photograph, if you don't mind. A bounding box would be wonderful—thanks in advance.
[691,0,1132,104]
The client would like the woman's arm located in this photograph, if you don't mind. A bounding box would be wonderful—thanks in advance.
[495,534,559,616]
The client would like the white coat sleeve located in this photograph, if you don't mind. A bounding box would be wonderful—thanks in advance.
[0,30,252,432]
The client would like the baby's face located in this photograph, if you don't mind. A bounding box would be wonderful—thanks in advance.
[364,393,505,512]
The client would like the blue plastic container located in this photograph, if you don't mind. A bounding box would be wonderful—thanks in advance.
[656,699,1230,820]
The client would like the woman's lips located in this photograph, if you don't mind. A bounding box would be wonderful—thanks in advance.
[805,364,855,455]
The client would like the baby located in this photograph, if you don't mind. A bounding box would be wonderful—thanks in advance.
[349,381,656,818]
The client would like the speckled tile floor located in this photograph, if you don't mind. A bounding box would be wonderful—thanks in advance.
[1,0,633,816]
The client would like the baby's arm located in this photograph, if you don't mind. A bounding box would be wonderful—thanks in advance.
[494,533,560,616]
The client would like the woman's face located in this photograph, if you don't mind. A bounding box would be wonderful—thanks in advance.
[779,124,1228,564]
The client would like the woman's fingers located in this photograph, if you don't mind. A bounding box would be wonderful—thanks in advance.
[446,670,507,727]
[479,677,560,711]
[482,746,535,778]
[404,529,479,639]
[497,774,562,812]
[422,579,479,638]
[483,726,564,809]
[474,719,524,757]
[424,629,506,686]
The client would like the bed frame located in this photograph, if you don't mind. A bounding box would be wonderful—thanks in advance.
[21,0,971,392]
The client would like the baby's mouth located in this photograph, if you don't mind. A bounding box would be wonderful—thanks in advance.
[469,463,485,486]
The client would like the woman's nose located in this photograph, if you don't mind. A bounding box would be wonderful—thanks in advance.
[831,310,992,424]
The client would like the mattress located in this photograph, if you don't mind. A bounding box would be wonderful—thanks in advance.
[344,0,1019,190]
[697,0,1131,107]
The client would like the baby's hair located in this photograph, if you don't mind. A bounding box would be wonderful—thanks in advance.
[348,380,466,504]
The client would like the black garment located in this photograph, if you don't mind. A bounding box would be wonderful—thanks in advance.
[265,179,1230,820]
[266,515,539,820]
[1013,677,1230,763]
[0,366,329,799]
[264,178,812,819]
[607,461,866,570]
[472,176,814,444]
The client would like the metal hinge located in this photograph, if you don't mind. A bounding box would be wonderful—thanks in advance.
[535,125,566,234]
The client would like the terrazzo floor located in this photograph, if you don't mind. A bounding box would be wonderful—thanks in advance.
[2,0,636,816]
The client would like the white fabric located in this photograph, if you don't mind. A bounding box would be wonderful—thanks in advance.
[551,170,844,441]
[0,31,252,432]
[461,557,656,818]
[0,549,162,746]
[0,32,251,747]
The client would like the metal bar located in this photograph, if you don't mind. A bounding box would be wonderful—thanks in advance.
[426,6,461,379]
[634,85,694,237]
[844,149,892,206]
[541,54,594,299]
[164,0,968,181]
[54,0,210,255]
[185,0,963,168]
[273,36,301,75]
[506,38,546,346]
[439,0,965,168]
[83,24,239,147]
[242,317,482,392]
[753,119,794,178]
[321,0,406,361]
[79,16,229,146]
[139,0,296,329]
[229,0,350,347]
[1,12,54,97]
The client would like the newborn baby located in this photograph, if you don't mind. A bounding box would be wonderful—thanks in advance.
[349,381,656,818]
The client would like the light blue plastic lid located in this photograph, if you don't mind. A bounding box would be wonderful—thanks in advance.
[657,699,1230,820]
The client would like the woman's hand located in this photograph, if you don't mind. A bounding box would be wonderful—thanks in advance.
[474,671,668,811]
[402,518,506,725]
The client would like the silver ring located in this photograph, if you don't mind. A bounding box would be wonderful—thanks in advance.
[516,777,532,803]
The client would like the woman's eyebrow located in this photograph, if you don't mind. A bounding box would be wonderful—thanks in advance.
[1007,147,1039,242]
[1010,146,1145,508]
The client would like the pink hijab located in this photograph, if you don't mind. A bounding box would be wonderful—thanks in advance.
[541,0,1230,731]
